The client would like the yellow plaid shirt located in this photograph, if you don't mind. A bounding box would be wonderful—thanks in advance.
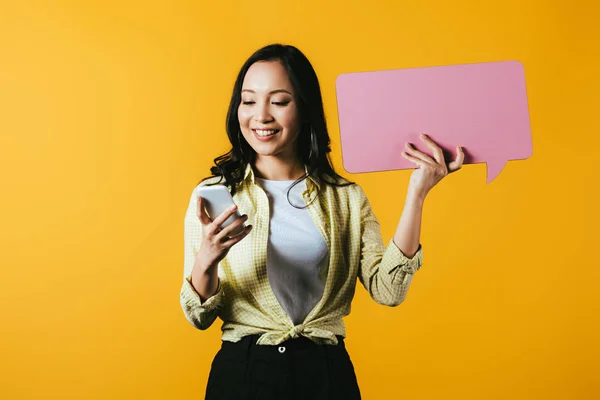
[180,164,423,346]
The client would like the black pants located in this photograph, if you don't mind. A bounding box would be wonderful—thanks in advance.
[205,334,361,400]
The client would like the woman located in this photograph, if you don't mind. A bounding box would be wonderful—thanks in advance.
[180,43,464,400]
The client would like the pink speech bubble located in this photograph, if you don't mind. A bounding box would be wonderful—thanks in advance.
[335,61,532,183]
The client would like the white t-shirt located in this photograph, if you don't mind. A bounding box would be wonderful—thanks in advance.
[255,177,329,325]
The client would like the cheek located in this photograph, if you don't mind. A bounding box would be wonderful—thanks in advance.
[279,108,301,130]
[238,108,251,126]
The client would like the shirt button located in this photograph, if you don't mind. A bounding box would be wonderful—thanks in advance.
[278,346,286,354]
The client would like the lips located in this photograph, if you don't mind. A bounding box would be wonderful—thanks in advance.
[252,129,280,137]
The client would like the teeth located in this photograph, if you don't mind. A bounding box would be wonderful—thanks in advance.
[255,129,278,137]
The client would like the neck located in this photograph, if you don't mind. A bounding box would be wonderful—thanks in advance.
[253,155,305,181]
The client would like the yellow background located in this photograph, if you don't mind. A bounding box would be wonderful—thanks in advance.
[1,0,598,398]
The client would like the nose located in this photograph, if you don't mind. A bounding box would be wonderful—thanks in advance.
[254,102,273,123]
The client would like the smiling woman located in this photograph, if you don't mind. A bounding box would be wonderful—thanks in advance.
[179,43,464,400]
[238,61,301,164]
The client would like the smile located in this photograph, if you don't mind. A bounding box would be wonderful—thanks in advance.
[252,129,280,138]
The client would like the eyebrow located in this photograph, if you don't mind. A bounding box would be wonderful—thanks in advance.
[241,89,293,95]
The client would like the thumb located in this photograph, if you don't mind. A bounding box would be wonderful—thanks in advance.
[197,196,212,225]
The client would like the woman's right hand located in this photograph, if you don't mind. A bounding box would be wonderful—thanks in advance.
[194,195,253,272]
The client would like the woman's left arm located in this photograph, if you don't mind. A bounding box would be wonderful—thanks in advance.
[394,133,465,257]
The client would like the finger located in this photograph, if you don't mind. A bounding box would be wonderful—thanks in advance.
[448,146,465,172]
[210,204,240,232]
[197,196,212,225]
[215,214,248,242]
[402,151,428,169]
[420,133,445,165]
[404,143,436,165]
[222,224,253,247]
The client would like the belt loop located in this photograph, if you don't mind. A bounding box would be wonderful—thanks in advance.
[243,334,255,362]
[323,341,333,398]
[243,335,257,400]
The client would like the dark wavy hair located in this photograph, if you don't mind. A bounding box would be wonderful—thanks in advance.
[200,43,353,205]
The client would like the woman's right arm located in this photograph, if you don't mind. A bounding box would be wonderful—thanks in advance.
[180,189,252,330]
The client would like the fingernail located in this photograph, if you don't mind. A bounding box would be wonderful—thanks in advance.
[230,205,237,211]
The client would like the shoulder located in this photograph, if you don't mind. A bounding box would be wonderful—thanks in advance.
[193,175,226,192]
[318,173,354,190]
[325,178,364,195]
[199,175,225,186]
[323,179,370,206]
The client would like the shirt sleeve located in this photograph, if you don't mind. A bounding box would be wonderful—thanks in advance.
[179,187,224,330]
[356,186,423,307]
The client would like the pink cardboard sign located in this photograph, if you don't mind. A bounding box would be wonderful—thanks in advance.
[335,60,532,183]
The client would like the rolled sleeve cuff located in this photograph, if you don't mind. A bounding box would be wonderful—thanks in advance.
[181,275,223,312]
[384,239,424,276]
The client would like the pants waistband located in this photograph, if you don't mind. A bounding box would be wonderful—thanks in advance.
[219,334,346,360]
[236,334,345,348]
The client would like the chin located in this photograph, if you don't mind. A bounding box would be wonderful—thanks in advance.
[248,141,281,155]
[253,148,280,157]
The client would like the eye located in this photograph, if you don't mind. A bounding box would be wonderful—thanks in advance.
[272,101,289,106]
[242,101,255,105]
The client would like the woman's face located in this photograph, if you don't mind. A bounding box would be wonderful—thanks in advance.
[238,60,302,161]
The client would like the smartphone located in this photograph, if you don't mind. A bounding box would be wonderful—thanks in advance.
[196,185,246,235]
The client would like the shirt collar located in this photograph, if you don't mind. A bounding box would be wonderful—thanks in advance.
[242,163,321,191]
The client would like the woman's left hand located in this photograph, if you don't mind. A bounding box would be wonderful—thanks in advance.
[401,132,464,200]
